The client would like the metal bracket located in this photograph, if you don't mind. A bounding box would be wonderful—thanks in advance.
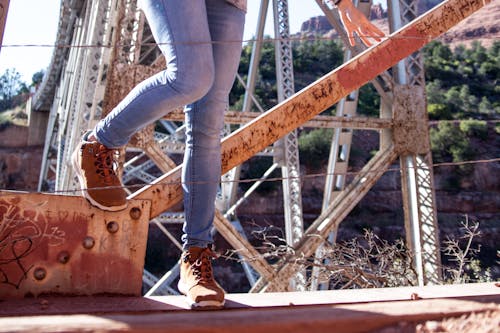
[392,85,430,155]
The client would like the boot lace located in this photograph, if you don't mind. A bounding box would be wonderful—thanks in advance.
[184,248,217,284]
[94,145,119,186]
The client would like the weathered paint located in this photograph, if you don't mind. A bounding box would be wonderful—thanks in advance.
[0,193,150,298]
[392,85,430,155]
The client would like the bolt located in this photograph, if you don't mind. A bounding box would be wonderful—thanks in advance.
[82,236,95,249]
[33,267,46,281]
[57,251,70,264]
[129,207,142,220]
[106,221,119,233]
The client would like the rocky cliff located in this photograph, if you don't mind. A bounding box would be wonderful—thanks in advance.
[298,1,499,48]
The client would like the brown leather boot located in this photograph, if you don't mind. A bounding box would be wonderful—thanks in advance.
[177,247,225,310]
[72,133,127,211]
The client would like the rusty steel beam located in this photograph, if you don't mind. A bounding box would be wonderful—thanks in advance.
[0,192,150,298]
[164,109,392,129]
[131,0,490,219]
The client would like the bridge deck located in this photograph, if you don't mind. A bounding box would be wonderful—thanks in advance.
[1,283,498,332]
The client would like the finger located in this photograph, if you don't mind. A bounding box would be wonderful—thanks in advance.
[358,30,373,47]
[348,30,356,47]
[368,25,385,39]
[359,26,382,43]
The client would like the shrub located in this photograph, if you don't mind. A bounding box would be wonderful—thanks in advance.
[298,128,333,168]
[428,103,451,120]
[0,111,13,130]
[430,122,472,163]
[459,119,488,140]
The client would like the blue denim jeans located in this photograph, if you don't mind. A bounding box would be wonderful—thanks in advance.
[93,0,245,249]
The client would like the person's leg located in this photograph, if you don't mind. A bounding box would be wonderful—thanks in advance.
[177,0,245,310]
[181,0,245,250]
[73,0,216,211]
[94,0,215,148]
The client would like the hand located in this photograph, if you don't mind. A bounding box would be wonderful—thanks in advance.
[336,0,385,47]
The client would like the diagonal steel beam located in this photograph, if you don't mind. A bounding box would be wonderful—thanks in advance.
[213,211,276,281]
[131,0,490,219]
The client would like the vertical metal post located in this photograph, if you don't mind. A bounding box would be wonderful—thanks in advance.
[388,0,441,285]
[242,0,270,113]
[272,0,306,291]
[311,0,372,291]
[220,0,270,221]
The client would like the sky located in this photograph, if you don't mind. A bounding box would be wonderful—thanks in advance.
[0,0,384,83]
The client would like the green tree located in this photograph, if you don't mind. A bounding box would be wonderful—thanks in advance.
[428,103,451,120]
[459,119,488,140]
[0,68,25,111]
[31,70,45,88]
[298,128,333,168]
[430,122,472,163]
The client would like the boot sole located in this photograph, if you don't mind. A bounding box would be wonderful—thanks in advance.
[71,148,128,212]
[177,281,225,310]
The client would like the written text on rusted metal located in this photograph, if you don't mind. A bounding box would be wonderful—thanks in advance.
[0,192,150,298]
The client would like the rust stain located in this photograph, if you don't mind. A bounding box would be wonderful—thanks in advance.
[0,193,150,298]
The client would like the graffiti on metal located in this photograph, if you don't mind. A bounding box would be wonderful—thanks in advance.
[0,192,150,298]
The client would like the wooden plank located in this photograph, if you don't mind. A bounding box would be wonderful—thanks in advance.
[0,288,498,333]
[131,0,492,219]
[0,282,497,316]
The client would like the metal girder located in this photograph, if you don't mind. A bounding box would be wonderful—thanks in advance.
[0,192,150,297]
[213,211,276,282]
[32,0,77,112]
[272,0,306,290]
[312,0,372,291]
[164,109,392,129]
[388,0,441,285]
[37,0,116,193]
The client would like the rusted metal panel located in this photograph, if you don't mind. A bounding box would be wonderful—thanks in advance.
[132,0,490,220]
[392,85,430,155]
[0,192,150,298]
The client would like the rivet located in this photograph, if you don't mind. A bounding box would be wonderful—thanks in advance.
[57,251,70,264]
[106,221,119,233]
[129,207,142,220]
[82,236,95,249]
[33,267,46,281]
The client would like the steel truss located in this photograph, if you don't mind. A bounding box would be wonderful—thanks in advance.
[0,0,489,298]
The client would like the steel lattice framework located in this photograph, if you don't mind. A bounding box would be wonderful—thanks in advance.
[0,0,490,298]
